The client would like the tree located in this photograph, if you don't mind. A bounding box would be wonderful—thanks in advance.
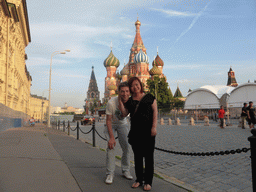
[146,76,173,112]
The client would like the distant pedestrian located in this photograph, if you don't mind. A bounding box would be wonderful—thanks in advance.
[218,105,225,128]
[247,101,255,129]
[214,112,217,122]
[241,103,248,129]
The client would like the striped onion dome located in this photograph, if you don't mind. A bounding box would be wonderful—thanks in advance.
[134,49,149,64]
[104,51,120,68]
[120,64,129,75]
[108,84,117,91]
[149,65,161,76]
[152,54,164,67]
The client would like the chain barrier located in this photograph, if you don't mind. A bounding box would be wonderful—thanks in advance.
[54,121,251,157]
[155,147,250,156]
[94,128,107,141]
[70,127,77,131]
[79,127,93,135]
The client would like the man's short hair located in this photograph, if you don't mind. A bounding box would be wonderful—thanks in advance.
[244,103,247,106]
[118,82,129,91]
[249,101,253,104]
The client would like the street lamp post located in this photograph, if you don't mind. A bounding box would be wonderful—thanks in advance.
[47,50,70,127]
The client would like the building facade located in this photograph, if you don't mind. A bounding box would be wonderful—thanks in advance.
[0,0,49,125]
[30,94,49,121]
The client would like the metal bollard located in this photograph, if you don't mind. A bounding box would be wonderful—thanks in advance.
[63,121,65,132]
[248,128,256,191]
[68,121,70,135]
[56,120,58,129]
[92,121,96,147]
[58,120,60,130]
[76,121,79,140]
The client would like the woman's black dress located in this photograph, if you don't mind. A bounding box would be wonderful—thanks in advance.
[125,93,156,185]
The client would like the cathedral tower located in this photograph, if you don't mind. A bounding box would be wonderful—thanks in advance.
[103,47,120,99]
[84,66,100,114]
[227,67,238,87]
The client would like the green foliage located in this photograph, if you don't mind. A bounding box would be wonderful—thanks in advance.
[146,76,185,111]
[146,76,173,112]
[170,98,185,109]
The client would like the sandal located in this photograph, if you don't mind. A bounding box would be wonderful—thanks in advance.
[143,184,152,191]
[132,182,141,188]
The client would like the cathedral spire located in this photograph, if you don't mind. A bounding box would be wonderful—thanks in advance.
[133,18,144,48]
[90,66,96,81]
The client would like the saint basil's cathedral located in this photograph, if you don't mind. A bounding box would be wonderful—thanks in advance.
[103,18,166,101]
[84,18,180,114]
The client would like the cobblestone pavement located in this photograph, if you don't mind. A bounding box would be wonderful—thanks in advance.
[66,120,252,192]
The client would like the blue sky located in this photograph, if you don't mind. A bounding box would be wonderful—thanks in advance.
[25,0,256,108]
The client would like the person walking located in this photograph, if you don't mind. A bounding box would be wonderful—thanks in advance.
[218,105,225,128]
[247,101,255,129]
[241,103,248,129]
[104,82,133,184]
[119,77,158,191]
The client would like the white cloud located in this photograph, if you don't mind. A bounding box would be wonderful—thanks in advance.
[164,64,208,70]
[172,1,211,48]
[30,22,126,37]
[151,8,196,17]
[26,57,69,66]
[160,38,170,41]
[122,34,134,39]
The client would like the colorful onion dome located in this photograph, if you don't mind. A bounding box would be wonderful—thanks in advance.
[149,65,161,76]
[108,84,117,91]
[135,19,141,25]
[152,54,164,67]
[134,49,149,64]
[104,51,120,68]
[120,64,129,76]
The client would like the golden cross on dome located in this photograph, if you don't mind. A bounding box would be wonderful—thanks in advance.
[110,41,112,51]
[157,46,158,55]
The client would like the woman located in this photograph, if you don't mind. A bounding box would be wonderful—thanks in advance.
[119,77,157,191]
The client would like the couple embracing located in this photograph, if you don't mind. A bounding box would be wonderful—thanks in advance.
[104,77,158,191]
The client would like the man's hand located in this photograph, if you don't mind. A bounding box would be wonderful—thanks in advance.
[151,128,157,136]
[108,137,116,149]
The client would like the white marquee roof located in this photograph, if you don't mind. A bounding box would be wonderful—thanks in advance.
[184,84,255,109]
[198,85,235,98]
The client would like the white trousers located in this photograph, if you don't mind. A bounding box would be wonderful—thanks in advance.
[104,124,130,175]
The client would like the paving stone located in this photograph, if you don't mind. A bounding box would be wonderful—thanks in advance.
[69,121,253,192]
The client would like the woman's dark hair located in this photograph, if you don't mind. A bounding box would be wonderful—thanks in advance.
[128,77,144,94]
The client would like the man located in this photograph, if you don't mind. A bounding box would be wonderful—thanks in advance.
[241,103,248,129]
[218,105,225,128]
[104,82,132,184]
[247,101,255,129]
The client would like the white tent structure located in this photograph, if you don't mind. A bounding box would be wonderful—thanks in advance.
[184,85,235,109]
[227,83,256,108]
[185,83,256,110]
